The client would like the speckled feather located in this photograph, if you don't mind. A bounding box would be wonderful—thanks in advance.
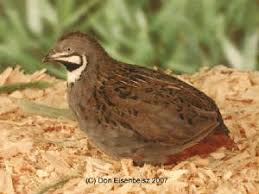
[47,32,234,165]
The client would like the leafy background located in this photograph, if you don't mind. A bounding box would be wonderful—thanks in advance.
[0,0,258,79]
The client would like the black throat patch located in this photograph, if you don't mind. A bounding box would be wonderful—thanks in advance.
[63,62,81,72]
[56,53,84,72]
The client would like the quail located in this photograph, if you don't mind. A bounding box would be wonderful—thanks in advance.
[43,32,234,165]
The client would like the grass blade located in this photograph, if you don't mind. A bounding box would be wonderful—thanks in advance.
[12,98,75,120]
[0,81,52,94]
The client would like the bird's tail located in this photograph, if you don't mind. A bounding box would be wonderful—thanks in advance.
[165,123,235,164]
[215,122,230,135]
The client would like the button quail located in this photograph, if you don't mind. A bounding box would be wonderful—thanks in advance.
[43,32,234,165]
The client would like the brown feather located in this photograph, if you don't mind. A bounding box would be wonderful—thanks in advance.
[45,31,234,165]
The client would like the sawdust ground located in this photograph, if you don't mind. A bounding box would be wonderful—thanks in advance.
[0,66,258,194]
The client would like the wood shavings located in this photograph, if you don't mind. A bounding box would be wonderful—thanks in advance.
[0,168,15,194]
[23,88,44,99]
[9,90,24,98]
[43,152,71,175]
[0,67,13,86]
[0,138,33,159]
[222,170,233,180]
[6,67,31,83]
[29,69,47,81]
[0,66,259,193]
[214,183,242,194]
[36,169,49,178]
[210,152,226,160]
[0,96,17,115]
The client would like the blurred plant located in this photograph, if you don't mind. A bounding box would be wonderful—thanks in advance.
[0,0,258,79]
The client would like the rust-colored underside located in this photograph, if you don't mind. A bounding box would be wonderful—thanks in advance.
[166,130,235,164]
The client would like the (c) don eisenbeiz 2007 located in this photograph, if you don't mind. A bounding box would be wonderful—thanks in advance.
[43,31,234,165]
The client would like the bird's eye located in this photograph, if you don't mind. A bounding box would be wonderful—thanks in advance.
[67,47,71,51]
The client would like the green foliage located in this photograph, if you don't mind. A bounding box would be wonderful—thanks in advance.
[0,0,258,78]
[0,81,52,94]
[14,98,75,120]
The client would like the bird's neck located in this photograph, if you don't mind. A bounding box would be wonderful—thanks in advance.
[67,54,113,87]
[67,62,87,84]
[67,54,88,84]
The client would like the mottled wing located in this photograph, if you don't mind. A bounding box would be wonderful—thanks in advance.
[97,64,221,145]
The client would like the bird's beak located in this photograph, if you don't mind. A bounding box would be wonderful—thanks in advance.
[42,54,52,63]
[42,51,69,63]
[42,49,57,63]
[42,51,82,66]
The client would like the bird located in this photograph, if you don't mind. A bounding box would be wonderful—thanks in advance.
[43,31,234,165]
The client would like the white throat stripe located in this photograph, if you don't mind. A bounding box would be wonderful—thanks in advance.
[67,55,87,84]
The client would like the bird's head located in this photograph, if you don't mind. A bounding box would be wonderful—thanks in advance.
[43,32,107,83]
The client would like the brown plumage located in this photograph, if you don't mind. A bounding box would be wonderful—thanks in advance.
[43,31,234,165]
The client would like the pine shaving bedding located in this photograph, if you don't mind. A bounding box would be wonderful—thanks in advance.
[0,66,258,194]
